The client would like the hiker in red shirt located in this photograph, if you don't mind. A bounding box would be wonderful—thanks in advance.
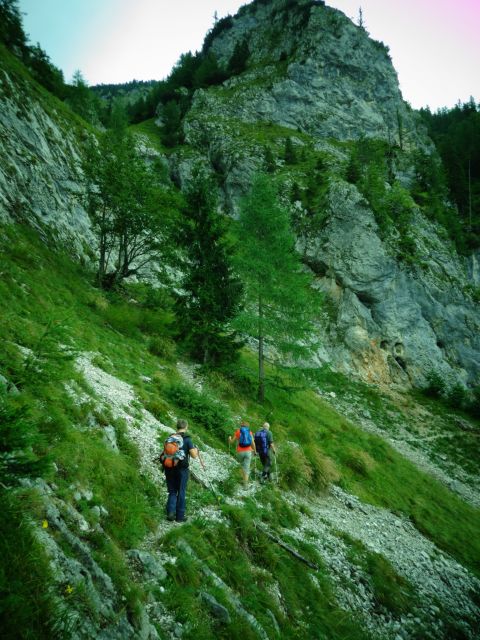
[228,420,256,488]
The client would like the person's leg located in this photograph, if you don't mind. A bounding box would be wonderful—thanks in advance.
[259,453,268,479]
[165,469,179,519]
[239,451,252,486]
[175,467,189,522]
[263,452,272,479]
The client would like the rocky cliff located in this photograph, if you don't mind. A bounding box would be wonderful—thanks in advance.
[170,0,480,388]
[0,47,92,255]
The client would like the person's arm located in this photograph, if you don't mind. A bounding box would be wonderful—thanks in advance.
[188,437,206,470]
[268,431,276,454]
[251,431,257,454]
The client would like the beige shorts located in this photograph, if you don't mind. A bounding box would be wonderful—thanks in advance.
[237,450,252,474]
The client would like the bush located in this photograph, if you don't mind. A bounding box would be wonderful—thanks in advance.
[423,370,447,398]
[276,441,313,491]
[148,336,176,361]
[446,383,469,410]
[165,382,233,440]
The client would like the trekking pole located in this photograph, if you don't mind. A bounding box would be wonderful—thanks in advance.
[274,453,279,485]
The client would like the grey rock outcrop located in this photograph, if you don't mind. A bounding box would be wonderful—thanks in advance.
[0,55,93,255]
[175,0,479,387]
[304,181,480,385]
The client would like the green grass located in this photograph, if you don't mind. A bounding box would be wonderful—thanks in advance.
[128,118,165,152]
[2,223,480,638]
[209,356,480,578]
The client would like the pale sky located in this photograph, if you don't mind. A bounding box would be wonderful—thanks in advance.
[18,0,480,111]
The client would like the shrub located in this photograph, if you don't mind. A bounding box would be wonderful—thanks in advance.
[165,382,233,440]
[148,336,176,361]
[423,370,447,398]
[446,383,469,410]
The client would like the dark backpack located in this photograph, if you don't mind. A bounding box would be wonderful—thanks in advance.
[238,426,252,447]
[254,429,269,455]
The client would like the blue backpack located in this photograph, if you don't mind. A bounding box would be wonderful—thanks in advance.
[254,429,269,455]
[239,426,252,447]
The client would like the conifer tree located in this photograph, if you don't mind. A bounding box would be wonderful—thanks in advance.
[284,137,298,164]
[176,168,243,365]
[227,38,250,75]
[233,175,320,401]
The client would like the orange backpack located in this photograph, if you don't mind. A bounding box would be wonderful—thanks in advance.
[160,434,186,468]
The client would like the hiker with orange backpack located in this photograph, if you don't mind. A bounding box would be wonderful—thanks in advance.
[254,422,276,482]
[228,420,256,488]
[159,419,204,522]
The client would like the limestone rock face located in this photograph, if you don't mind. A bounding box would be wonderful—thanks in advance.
[177,0,479,386]
[202,0,427,146]
[0,58,93,255]
[305,182,480,386]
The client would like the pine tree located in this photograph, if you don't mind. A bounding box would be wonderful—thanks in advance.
[284,137,298,164]
[227,38,250,76]
[233,175,320,401]
[176,168,243,365]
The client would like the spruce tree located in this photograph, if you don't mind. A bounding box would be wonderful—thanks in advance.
[176,169,242,365]
[233,174,320,401]
[227,38,250,76]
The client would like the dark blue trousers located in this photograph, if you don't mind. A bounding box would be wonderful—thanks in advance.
[165,467,189,521]
[259,452,272,478]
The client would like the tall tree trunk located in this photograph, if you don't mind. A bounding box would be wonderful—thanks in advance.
[258,297,265,403]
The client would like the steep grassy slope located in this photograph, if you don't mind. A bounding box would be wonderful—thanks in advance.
[1,225,479,639]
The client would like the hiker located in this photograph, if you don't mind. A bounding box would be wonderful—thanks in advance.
[159,419,204,522]
[228,420,256,488]
[254,422,276,482]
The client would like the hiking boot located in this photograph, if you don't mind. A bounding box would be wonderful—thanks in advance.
[176,516,187,523]
[167,513,175,522]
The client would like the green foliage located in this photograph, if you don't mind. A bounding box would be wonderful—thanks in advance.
[283,136,297,164]
[164,382,233,443]
[0,0,27,54]
[290,155,330,251]
[446,383,469,410]
[26,43,66,99]
[161,99,184,147]
[420,99,480,251]
[82,127,180,288]
[227,38,250,76]
[0,490,71,639]
[422,370,447,398]
[0,394,49,487]
[175,168,243,365]
[233,174,321,401]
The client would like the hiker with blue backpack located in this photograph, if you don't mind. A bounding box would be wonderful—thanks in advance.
[254,422,276,482]
[228,420,256,488]
[158,419,204,522]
